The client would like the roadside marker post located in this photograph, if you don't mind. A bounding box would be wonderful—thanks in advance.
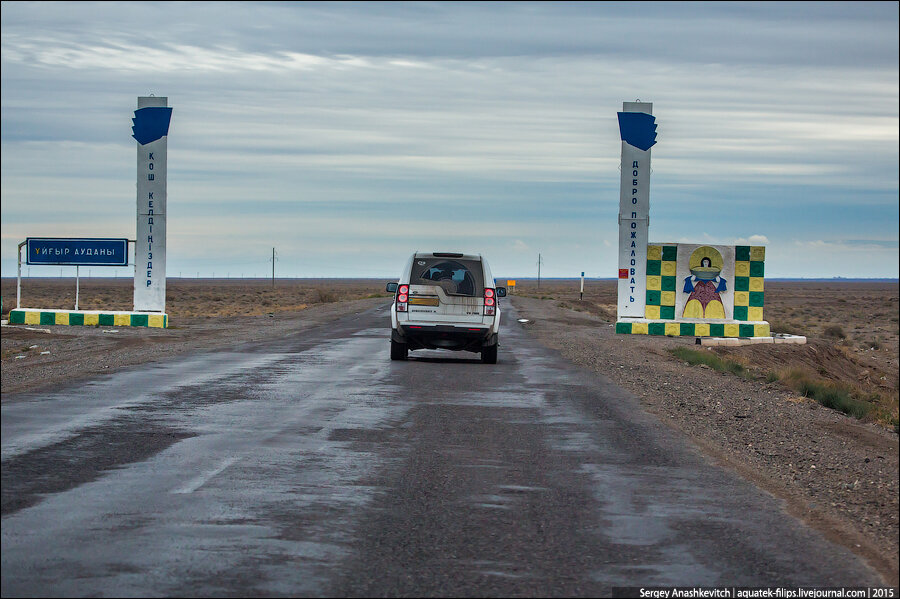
[132,95,172,312]
[580,271,585,301]
[16,241,25,309]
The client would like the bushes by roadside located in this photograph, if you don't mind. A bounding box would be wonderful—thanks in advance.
[669,347,753,379]
[777,368,871,419]
[669,347,897,426]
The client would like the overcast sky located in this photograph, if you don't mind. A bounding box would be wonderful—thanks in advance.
[2,1,898,279]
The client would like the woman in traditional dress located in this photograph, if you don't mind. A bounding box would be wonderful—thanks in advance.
[683,247,727,319]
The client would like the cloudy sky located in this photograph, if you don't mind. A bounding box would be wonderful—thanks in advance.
[2,1,898,279]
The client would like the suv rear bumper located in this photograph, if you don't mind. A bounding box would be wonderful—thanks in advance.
[393,324,497,352]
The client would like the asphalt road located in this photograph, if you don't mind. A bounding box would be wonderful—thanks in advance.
[1,302,883,596]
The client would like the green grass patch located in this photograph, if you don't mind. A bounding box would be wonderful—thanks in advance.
[673,352,879,422]
[669,347,752,379]
[779,369,872,419]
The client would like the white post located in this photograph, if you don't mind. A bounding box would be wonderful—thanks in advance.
[580,271,585,301]
[75,265,80,311]
[133,96,171,312]
[616,101,655,319]
[17,241,25,308]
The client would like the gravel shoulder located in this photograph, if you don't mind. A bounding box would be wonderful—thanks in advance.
[509,295,898,586]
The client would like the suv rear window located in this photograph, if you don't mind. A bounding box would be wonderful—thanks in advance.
[412,259,483,297]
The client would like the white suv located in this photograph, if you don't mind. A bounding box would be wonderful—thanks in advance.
[386,252,507,363]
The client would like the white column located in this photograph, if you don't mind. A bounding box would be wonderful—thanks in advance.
[617,101,653,318]
[133,96,169,312]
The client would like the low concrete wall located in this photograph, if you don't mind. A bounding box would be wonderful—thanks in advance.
[700,334,807,346]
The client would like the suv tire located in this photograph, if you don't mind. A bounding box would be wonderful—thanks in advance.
[481,343,498,364]
[390,339,408,361]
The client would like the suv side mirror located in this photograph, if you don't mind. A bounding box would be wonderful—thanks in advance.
[496,287,507,297]
[386,282,398,293]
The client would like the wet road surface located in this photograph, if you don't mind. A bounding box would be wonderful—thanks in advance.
[1,302,882,596]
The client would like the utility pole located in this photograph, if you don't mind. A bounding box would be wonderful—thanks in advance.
[270,248,277,288]
[537,253,544,289]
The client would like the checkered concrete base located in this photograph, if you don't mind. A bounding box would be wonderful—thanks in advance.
[616,319,770,337]
[9,309,167,328]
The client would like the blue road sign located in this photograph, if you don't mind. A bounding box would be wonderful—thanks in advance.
[26,238,129,266]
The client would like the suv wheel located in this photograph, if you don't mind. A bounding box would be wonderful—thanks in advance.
[390,339,408,361]
[481,343,498,364]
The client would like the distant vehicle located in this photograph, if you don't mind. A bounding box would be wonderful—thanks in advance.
[386,252,507,363]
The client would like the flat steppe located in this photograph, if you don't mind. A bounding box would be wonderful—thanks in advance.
[2,277,898,585]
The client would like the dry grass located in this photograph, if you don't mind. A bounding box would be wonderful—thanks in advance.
[1,277,391,319]
[777,368,873,419]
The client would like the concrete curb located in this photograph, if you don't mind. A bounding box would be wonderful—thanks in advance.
[700,335,806,346]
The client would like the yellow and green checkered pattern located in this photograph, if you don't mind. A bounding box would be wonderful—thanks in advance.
[733,245,765,321]
[9,309,167,328]
[619,243,768,337]
[616,320,771,337]
[645,245,677,320]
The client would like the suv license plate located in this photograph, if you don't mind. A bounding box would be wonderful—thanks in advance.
[408,297,439,306]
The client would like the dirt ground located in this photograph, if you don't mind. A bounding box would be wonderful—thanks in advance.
[0,277,388,395]
[1,277,389,318]
[508,279,898,586]
[2,277,898,585]
[511,279,899,428]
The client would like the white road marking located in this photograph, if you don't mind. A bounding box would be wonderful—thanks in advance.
[170,457,238,494]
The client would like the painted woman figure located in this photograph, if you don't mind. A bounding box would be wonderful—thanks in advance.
[683,247,727,319]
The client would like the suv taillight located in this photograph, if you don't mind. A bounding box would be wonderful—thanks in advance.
[484,288,496,316]
[397,284,409,312]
